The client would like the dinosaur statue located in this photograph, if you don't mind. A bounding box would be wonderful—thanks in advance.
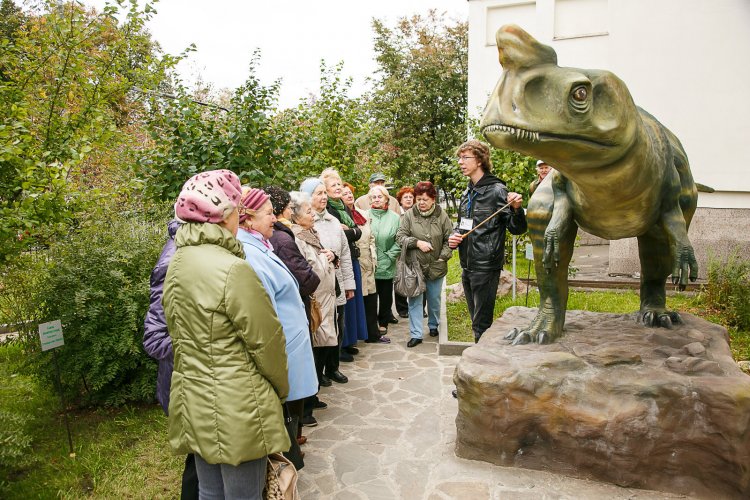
[480,25,698,345]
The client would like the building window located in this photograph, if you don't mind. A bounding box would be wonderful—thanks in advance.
[554,0,608,40]
[485,1,537,46]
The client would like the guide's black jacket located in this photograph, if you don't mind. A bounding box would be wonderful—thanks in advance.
[455,173,527,273]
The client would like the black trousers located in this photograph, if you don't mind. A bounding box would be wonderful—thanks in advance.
[395,291,408,316]
[181,453,199,500]
[375,278,395,327]
[462,270,501,342]
[363,293,380,340]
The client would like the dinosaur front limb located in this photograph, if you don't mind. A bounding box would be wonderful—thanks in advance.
[662,203,698,291]
[542,172,573,272]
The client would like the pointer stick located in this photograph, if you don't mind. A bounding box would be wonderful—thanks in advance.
[460,201,513,240]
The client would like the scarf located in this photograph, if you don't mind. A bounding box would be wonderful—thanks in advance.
[240,227,273,251]
[417,204,437,218]
[328,198,355,228]
[293,224,323,251]
[348,206,367,226]
[278,217,293,229]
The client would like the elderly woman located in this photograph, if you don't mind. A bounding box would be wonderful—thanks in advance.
[320,168,368,360]
[264,185,321,324]
[394,186,420,319]
[300,177,353,387]
[369,184,401,331]
[237,186,318,450]
[342,182,389,344]
[163,170,289,499]
[396,181,453,347]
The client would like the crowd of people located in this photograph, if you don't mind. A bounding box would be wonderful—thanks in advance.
[141,139,529,498]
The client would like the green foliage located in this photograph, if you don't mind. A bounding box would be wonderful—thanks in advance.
[0,0,172,261]
[139,51,285,200]
[704,253,750,330]
[369,11,467,191]
[0,410,31,469]
[274,61,383,192]
[20,205,166,407]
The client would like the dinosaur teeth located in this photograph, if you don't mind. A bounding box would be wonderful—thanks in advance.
[482,124,539,142]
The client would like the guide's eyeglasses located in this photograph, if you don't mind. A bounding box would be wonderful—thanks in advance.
[457,155,476,161]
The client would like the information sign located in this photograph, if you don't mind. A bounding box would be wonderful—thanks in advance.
[39,320,64,351]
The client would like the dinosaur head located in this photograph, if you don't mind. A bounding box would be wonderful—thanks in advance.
[480,25,638,171]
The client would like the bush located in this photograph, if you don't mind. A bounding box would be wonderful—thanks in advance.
[704,253,750,331]
[20,206,166,406]
[0,410,32,469]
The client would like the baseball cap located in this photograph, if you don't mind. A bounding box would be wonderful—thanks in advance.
[368,173,387,183]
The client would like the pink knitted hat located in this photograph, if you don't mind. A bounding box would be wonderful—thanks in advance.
[174,169,242,223]
[239,188,270,223]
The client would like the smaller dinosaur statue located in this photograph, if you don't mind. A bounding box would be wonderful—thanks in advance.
[480,25,698,345]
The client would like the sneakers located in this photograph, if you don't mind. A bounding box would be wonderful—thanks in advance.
[429,328,439,337]
[301,415,318,427]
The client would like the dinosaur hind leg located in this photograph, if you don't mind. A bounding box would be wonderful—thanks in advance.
[637,228,681,328]
[506,181,576,345]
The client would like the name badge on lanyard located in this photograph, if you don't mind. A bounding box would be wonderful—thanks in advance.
[459,218,473,230]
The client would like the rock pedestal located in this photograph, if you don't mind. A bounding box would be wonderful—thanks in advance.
[454,307,750,499]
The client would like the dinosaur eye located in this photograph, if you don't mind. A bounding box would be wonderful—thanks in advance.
[569,84,590,113]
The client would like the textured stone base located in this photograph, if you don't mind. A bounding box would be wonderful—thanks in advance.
[454,307,750,499]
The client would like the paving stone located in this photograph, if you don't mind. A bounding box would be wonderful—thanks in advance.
[297,306,694,499]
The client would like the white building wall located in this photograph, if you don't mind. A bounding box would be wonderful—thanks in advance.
[468,0,750,209]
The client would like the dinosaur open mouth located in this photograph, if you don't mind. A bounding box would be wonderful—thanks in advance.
[482,123,614,148]
[481,124,540,142]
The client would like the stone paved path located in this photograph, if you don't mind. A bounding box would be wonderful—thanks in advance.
[297,314,688,499]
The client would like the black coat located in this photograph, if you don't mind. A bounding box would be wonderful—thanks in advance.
[269,222,320,298]
[326,203,362,262]
[456,173,528,272]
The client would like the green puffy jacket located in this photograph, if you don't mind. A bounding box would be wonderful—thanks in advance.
[396,205,454,281]
[370,208,401,280]
[163,223,290,466]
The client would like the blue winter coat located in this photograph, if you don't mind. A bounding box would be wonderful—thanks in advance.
[142,219,180,414]
[237,229,318,402]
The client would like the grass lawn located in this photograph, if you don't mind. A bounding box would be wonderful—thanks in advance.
[0,343,182,499]
[445,254,750,361]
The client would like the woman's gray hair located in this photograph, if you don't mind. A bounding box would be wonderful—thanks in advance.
[288,191,311,223]
[368,184,390,199]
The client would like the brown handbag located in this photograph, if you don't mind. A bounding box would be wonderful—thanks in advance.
[308,294,323,334]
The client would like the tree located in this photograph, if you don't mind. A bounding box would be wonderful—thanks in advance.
[272,61,384,192]
[369,11,468,195]
[0,0,171,261]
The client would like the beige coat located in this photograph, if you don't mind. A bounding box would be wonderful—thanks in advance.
[292,224,338,347]
[353,208,377,296]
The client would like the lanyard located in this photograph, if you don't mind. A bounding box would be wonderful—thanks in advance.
[466,190,476,216]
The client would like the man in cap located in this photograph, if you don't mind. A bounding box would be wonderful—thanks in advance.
[355,173,401,213]
[529,160,552,195]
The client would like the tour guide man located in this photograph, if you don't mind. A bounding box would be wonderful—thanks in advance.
[448,139,527,343]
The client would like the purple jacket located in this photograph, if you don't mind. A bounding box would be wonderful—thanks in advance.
[269,221,320,298]
[142,220,180,414]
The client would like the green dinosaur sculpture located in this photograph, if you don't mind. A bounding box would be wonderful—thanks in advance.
[480,25,698,344]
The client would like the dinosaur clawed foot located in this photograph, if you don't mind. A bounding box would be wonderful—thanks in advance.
[505,326,554,345]
[638,309,683,329]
